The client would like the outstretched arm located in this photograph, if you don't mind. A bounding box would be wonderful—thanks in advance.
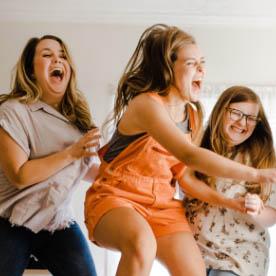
[127,94,276,185]
[180,168,245,213]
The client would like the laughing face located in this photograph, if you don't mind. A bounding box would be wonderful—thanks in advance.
[173,44,205,102]
[33,38,71,106]
[223,101,259,146]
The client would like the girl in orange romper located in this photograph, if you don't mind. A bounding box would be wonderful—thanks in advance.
[85,24,276,276]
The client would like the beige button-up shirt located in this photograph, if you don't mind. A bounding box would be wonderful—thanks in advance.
[0,99,96,233]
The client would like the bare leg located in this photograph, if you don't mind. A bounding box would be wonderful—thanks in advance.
[94,207,157,276]
[156,231,205,276]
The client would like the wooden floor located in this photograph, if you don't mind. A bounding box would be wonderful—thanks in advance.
[23,270,51,276]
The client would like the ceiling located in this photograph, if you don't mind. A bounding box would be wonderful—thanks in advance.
[1,0,276,26]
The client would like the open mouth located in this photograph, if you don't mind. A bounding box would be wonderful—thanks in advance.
[231,126,245,133]
[191,79,202,91]
[50,68,64,81]
[192,80,202,89]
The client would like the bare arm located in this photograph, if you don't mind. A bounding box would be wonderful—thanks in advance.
[124,94,276,184]
[180,168,245,212]
[0,127,100,189]
[253,206,276,228]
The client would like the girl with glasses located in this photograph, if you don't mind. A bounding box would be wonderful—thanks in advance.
[185,85,276,276]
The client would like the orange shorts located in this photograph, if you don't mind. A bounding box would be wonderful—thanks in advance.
[85,195,191,242]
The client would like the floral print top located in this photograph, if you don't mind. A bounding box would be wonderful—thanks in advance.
[185,175,276,276]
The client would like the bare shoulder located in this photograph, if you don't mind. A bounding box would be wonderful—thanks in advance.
[119,93,167,134]
[128,93,164,114]
[127,93,169,126]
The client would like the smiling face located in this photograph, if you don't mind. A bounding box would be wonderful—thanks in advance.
[223,101,259,147]
[173,44,205,102]
[33,38,71,106]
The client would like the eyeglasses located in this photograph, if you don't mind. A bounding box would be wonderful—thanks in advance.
[226,107,260,126]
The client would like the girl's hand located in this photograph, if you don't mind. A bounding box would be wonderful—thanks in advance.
[245,193,264,216]
[67,128,101,160]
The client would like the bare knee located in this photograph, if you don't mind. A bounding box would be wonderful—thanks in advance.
[120,231,157,268]
[93,207,157,273]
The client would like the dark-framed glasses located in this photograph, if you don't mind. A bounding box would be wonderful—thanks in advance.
[226,107,260,126]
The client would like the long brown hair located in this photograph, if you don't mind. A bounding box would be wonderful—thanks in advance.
[106,24,202,140]
[0,35,95,132]
[197,86,276,201]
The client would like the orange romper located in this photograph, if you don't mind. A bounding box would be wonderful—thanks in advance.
[85,94,195,241]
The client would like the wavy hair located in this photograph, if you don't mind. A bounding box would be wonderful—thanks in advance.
[106,24,202,140]
[196,86,276,201]
[0,35,95,132]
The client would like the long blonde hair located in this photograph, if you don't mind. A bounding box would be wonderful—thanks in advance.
[0,35,95,132]
[107,24,203,140]
[197,86,276,201]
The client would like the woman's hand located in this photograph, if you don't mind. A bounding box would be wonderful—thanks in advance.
[0,126,101,189]
[66,128,101,160]
[245,193,264,216]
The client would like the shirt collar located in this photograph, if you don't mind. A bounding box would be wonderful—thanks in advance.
[28,100,70,123]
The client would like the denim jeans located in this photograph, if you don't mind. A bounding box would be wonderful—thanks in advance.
[0,217,97,276]
[207,269,239,276]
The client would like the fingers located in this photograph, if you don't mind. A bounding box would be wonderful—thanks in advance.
[82,142,100,156]
[83,129,101,143]
[87,128,101,136]
[80,129,101,154]
[69,128,102,159]
[245,193,264,216]
[85,142,100,149]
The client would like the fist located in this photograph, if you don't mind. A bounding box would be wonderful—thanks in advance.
[245,193,264,216]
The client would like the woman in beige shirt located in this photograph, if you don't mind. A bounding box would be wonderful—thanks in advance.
[0,35,99,275]
[185,86,276,276]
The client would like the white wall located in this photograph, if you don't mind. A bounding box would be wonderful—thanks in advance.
[1,21,276,275]
[1,22,276,125]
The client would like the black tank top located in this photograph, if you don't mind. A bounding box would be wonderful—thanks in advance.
[103,115,191,163]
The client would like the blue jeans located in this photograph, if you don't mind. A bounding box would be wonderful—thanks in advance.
[0,217,97,276]
[207,269,239,276]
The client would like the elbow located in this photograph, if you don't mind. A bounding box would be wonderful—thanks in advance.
[12,180,27,190]
[180,173,198,196]
[178,145,200,169]
[3,163,36,190]
[10,175,31,190]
